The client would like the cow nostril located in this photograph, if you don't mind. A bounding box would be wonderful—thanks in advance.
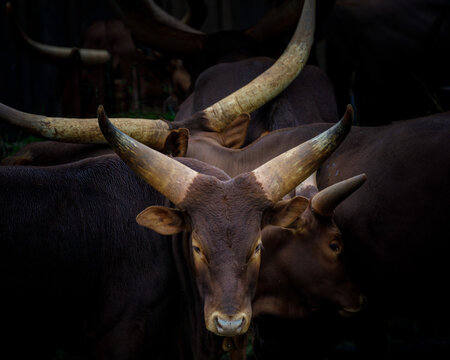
[214,315,245,335]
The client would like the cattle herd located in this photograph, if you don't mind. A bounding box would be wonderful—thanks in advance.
[1,0,449,359]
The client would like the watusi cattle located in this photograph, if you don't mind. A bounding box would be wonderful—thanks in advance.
[0,103,353,359]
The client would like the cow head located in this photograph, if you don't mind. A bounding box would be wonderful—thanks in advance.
[97,103,352,336]
[253,173,366,319]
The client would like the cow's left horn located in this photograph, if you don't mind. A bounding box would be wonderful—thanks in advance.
[98,105,199,205]
[311,174,367,217]
[252,105,352,202]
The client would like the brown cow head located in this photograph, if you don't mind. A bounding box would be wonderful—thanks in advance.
[98,105,351,336]
[253,174,366,319]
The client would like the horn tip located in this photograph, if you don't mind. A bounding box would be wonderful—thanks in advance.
[355,173,368,185]
[344,104,354,122]
[97,104,105,116]
[346,173,368,193]
[97,105,108,129]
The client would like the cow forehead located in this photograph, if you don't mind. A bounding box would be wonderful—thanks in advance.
[181,174,270,249]
[180,173,271,214]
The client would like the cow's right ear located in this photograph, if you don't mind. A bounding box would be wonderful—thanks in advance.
[262,196,310,228]
[221,113,251,148]
[163,128,189,157]
[136,206,187,235]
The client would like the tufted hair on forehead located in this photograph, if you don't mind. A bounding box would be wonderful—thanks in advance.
[178,172,272,251]
[180,172,272,213]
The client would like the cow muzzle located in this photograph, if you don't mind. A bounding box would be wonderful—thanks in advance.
[209,312,249,336]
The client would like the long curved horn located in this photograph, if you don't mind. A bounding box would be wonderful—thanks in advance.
[199,0,315,132]
[143,0,204,34]
[252,105,352,202]
[311,174,367,217]
[0,103,187,154]
[98,105,199,204]
[6,2,111,66]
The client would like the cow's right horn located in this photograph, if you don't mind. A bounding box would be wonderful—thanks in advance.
[98,105,200,205]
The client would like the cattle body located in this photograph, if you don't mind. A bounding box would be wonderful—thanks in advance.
[0,155,181,359]
[325,0,450,125]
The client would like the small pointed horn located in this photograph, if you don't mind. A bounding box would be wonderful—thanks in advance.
[6,2,111,66]
[199,0,315,132]
[98,105,199,204]
[252,105,352,202]
[0,102,181,153]
[311,174,367,217]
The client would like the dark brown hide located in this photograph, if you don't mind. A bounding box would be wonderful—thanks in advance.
[325,0,450,125]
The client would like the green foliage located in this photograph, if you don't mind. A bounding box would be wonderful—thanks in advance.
[0,132,43,161]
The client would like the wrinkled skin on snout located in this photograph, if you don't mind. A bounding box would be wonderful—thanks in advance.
[253,200,364,319]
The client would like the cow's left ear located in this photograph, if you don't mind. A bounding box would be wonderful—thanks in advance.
[221,113,251,148]
[136,206,187,235]
[262,196,310,228]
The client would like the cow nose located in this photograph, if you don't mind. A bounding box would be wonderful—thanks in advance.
[214,314,246,336]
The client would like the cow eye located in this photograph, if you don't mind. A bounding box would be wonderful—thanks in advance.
[329,242,340,252]
[255,243,263,254]
[192,246,201,254]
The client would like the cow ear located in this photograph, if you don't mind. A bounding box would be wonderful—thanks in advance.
[136,206,187,235]
[221,113,251,148]
[163,128,189,157]
[263,196,310,228]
